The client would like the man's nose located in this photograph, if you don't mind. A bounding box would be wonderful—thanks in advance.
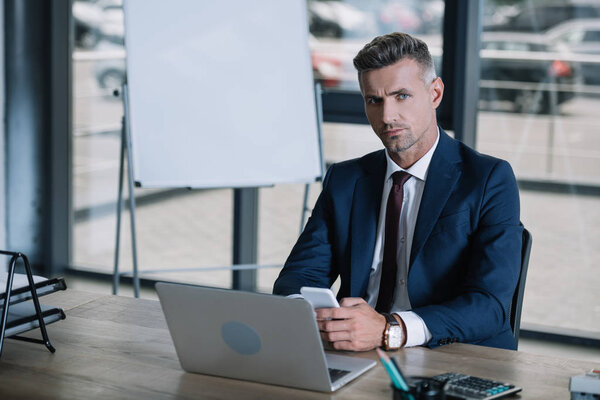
[381,101,397,125]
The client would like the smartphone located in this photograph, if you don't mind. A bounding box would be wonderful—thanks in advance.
[300,287,340,309]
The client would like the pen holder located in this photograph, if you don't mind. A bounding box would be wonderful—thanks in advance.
[392,377,446,400]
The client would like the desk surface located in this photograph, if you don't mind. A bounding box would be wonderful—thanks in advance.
[0,290,596,399]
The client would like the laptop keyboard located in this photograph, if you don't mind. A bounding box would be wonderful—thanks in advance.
[328,368,351,382]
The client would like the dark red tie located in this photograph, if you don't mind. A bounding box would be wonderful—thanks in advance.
[375,171,412,313]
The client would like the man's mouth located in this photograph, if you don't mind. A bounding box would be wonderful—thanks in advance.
[382,128,406,137]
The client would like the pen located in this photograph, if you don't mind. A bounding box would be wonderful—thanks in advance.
[376,347,411,392]
[390,357,409,390]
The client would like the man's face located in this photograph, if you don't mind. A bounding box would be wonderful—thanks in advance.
[359,58,443,161]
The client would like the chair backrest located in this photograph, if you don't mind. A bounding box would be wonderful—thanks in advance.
[510,227,532,349]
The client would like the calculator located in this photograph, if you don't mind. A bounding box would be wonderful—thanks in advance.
[430,372,522,400]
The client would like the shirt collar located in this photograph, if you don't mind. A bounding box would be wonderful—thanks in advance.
[384,127,440,182]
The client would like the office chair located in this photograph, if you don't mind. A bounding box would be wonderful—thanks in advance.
[509,227,532,350]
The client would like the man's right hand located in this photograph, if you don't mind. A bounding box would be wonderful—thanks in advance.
[315,297,387,352]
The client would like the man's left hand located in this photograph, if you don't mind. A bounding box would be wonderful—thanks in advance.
[315,297,386,351]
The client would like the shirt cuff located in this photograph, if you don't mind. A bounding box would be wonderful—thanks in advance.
[394,311,433,347]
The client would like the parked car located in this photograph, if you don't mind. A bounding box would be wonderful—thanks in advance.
[307,0,377,39]
[485,2,600,33]
[97,0,124,46]
[73,0,124,49]
[73,1,104,49]
[480,32,579,114]
[544,19,600,86]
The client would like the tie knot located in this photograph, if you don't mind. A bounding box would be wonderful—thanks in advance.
[391,171,412,187]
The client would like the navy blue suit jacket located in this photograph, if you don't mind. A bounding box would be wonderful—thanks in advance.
[273,130,522,350]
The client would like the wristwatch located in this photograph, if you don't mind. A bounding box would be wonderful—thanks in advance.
[382,313,404,351]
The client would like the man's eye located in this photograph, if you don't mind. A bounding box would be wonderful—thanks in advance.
[397,94,410,100]
[367,98,380,104]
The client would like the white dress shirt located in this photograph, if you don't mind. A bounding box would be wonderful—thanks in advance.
[365,131,440,347]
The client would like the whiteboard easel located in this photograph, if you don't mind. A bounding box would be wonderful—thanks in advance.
[113,0,325,296]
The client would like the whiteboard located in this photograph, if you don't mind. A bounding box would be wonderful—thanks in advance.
[123,0,321,188]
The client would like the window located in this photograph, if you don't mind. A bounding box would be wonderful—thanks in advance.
[70,0,597,343]
[480,0,599,338]
[583,30,600,42]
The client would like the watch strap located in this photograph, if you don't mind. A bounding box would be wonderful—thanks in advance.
[382,313,399,326]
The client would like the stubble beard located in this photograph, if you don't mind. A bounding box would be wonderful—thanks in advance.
[381,129,417,155]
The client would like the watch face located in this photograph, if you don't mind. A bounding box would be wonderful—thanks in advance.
[388,325,403,348]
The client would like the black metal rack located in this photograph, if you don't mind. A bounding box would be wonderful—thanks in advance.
[0,250,67,357]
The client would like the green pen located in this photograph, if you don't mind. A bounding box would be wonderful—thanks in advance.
[376,347,411,393]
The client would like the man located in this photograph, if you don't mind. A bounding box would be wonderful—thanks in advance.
[273,33,522,351]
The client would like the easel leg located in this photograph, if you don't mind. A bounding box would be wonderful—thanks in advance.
[122,85,140,298]
[113,117,126,295]
[113,84,141,298]
[300,183,310,234]
[125,128,140,298]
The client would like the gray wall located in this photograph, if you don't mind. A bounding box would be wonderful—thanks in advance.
[3,0,71,275]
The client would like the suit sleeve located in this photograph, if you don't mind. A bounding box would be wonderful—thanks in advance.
[414,160,522,349]
[272,165,339,296]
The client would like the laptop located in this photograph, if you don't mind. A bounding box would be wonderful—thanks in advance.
[155,282,376,392]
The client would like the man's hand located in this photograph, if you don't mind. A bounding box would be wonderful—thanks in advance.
[315,297,386,351]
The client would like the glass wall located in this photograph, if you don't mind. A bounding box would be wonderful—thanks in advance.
[478,0,600,337]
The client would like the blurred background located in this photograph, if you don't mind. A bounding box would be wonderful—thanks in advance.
[71,0,599,347]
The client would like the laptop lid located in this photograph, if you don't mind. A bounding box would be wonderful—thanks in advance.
[155,282,375,392]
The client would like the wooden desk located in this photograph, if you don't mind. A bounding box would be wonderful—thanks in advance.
[0,290,595,399]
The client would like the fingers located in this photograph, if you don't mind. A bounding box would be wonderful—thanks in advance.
[319,320,344,345]
[315,297,368,320]
[330,340,363,352]
[315,308,340,321]
[315,306,351,321]
[339,297,367,307]
[325,338,373,352]
[320,331,366,352]
[317,318,350,333]
[320,328,352,342]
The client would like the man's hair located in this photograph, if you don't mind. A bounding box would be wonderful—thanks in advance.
[353,32,436,83]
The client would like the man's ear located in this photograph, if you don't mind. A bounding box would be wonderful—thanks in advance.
[430,77,444,109]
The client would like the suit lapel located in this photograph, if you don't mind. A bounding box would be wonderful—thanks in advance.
[349,153,385,297]
[410,132,462,267]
